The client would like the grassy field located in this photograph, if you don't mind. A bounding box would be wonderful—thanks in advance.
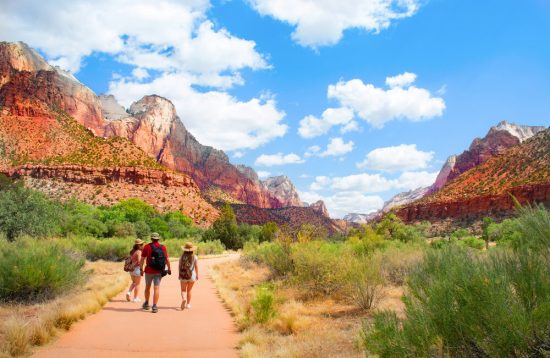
[0,261,128,357]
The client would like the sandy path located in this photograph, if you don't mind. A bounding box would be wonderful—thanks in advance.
[33,255,239,358]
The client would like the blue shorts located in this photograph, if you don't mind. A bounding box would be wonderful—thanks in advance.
[145,273,162,287]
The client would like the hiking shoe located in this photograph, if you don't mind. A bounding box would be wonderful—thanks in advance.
[142,301,150,310]
[180,299,186,310]
[152,305,158,313]
[125,292,131,302]
[133,298,141,303]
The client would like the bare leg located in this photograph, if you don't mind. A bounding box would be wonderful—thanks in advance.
[133,276,141,299]
[144,283,151,303]
[180,281,187,309]
[153,285,160,305]
[186,282,195,305]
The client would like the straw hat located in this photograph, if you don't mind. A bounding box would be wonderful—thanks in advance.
[134,238,145,245]
[150,232,161,240]
[182,242,196,252]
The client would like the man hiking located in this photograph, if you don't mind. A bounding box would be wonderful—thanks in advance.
[140,232,171,313]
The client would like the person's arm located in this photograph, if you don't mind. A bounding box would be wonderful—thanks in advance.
[164,246,171,274]
[139,246,148,276]
[195,256,199,280]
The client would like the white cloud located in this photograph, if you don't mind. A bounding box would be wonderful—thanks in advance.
[328,75,445,128]
[255,153,305,166]
[248,0,421,48]
[131,68,150,81]
[304,145,321,158]
[232,151,245,159]
[394,171,438,190]
[385,72,417,88]
[299,190,384,218]
[357,144,434,171]
[298,107,354,138]
[257,171,271,179]
[109,73,287,151]
[319,137,354,157]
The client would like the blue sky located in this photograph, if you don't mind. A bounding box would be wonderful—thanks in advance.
[2,0,550,217]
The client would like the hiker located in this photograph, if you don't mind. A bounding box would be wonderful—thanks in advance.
[125,238,144,302]
[140,232,171,313]
[179,242,199,310]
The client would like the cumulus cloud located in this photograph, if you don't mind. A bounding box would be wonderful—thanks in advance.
[298,107,354,138]
[357,144,434,171]
[248,0,421,48]
[257,171,271,179]
[385,72,417,88]
[328,74,446,128]
[395,171,438,190]
[319,137,354,157]
[110,73,287,151]
[300,190,384,218]
[255,153,305,166]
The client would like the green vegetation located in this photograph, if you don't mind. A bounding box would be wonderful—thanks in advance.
[250,283,277,324]
[0,237,85,301]
[362,205,550,357]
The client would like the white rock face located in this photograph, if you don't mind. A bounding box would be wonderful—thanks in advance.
[236,165,260,184]
[262,175,303,207]
[100,95,131,121]
[432,155,457,192]
[382,186,431,212]
[494,120,547,142]
[129,95,177,137]
[343,212,380,224]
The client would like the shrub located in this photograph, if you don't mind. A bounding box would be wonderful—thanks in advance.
[244,241,293,277]
[0,238,85,301]
[63,236,131,261]
[291,242,345,296]
[251,283,276,324]
[163,239,225,257]
[0,182,61,240]
[379,244,425,286]
[459,236,485,250]
[345,254,385,310]
[259,222,278,242]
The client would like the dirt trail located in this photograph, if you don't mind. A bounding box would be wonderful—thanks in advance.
[33,255,239,358]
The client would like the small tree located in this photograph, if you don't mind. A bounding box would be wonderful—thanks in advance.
[259,222,278,242]
[481,217,494,250]
[204,203,241,249]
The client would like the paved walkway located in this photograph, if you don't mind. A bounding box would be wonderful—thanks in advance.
[33,255,239,358]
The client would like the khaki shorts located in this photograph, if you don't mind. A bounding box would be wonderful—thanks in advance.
[145,273,162,287]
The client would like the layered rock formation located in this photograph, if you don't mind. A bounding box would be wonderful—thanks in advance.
[396,129,550,223]
[105,95,285,208]
[262,175,303,208]
[382,186,431,213]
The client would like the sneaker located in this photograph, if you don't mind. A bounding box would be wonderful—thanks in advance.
[125,292,131,302]
[180,299,187,310]
[133,298,141,303]
[152,305,158,313]
[185,304,191,309]
[142,301,150,310]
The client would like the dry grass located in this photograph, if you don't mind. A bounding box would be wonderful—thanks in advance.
[0,260,128,357]
[211,259,406,357]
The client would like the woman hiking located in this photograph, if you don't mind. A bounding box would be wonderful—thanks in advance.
[179,242,199,310]
[126,238,145,302]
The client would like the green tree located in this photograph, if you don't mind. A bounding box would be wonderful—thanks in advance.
[259,222,279,242]
[204,203,240,249]
[481,217,494,250]
[0,181,61,240]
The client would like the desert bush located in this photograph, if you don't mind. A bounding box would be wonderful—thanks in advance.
[363,205,550,358]
[488,218,521,246]
[459,236,485,250]
[379,244,425,286]
[0,238,85,301]
[163,239,225,257]
[244,241,294,277]
[345,254,385,310]
[63,236,131,261]
[291,242,345,296]
[251,283,277,324]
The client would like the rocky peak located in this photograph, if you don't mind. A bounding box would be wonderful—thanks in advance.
[431,155,457,192]
[99,94,130,121]
[383,186,431,212]
[129,95,177,135]
[493,120,547,142]
[343,212,380,224]
[0,41,51,78]
[309,200,329,217]
[236,165,260,183]
[262,175,303,207]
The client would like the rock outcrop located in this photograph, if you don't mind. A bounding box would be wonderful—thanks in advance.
[382,186,431,213]
[309,200,329,217]
[262,175,303,208]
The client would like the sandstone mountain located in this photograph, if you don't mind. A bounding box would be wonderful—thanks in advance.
[0,41,216,225]
[395,129,550,223]
[309,200,329,217]
[261,175,303,207]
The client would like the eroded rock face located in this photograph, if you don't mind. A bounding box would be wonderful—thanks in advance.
[106,95,285,208]
[262,175,303,208]
[383,186,431,213]
[309,200,329,217]
[0,41,106,136]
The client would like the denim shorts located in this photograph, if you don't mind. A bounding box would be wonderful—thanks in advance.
[145,273,162,286]
[130,267,141,277]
